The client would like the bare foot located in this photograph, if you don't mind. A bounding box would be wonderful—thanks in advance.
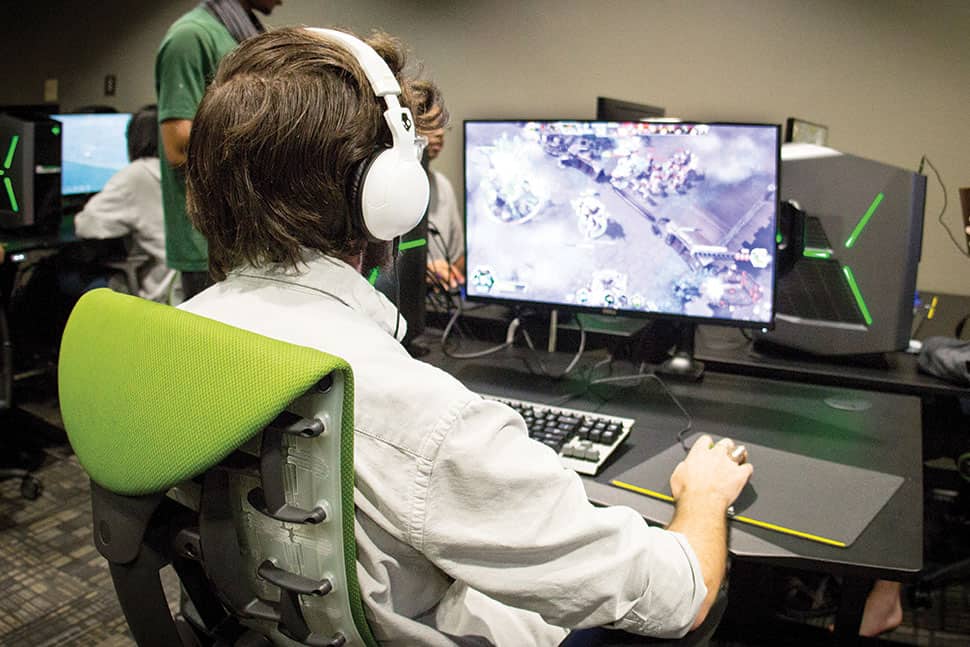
[859,580,903,637]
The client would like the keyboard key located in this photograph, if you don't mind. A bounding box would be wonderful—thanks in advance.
[479,394,634,476]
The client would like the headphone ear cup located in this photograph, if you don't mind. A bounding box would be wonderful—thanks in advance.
[358,149,430,241]
[346,157,371,236]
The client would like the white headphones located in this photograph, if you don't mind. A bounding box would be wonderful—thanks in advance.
[306,28,430,242]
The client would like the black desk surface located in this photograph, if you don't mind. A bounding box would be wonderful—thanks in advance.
[422,340,923,582]
[694,325,968,398]
[433,298,970,398]
[0,214,77,254]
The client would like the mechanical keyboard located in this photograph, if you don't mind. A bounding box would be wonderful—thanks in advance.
[481,394,634,475]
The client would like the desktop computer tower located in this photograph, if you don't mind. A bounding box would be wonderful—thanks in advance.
[755,146,926,356]
[0,113,62,231]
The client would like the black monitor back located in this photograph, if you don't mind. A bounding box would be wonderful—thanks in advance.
[755,148,925,356]
[596,96,666,121]
[374,216,428,348]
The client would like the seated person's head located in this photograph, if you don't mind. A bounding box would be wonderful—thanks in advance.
[185,27,446,281]
[127,105,159,161]
[409,80,448,164]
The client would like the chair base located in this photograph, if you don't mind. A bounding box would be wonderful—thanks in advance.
[0,468,42,499]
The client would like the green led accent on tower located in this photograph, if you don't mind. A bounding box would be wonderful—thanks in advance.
[367,267,379,285]
[776,232,783,244]
[51,126,61,136]
[3,135,19,170]
[842,265,872,326]
[844,192,884,249]
[3,177,19,212]
[803,249,833,259]
[398,237,427,252]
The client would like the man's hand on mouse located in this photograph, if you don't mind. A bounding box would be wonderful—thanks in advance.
[670,434,753,514]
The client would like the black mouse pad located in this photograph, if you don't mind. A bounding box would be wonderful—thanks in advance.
[610,437,904,548]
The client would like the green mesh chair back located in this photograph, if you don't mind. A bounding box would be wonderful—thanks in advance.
[58,288,378,647]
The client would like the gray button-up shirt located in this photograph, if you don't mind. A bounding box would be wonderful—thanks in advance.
[181,254,706,646]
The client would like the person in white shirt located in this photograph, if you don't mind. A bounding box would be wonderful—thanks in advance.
[181,27,753,646]
[74,105,174,301]
[411,83,465,291]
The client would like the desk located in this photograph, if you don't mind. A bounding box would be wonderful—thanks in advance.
[694,325,969,398]
[0,215,79,306]
[1,215,80,405]
[692,293,970,399]
[422,340,923,640]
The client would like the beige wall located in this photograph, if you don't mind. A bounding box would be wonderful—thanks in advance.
[2,0,968,294]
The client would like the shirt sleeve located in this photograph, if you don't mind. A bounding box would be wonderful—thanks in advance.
[418,398,707,639]
[74,167,137,239]
[156,25,211,122]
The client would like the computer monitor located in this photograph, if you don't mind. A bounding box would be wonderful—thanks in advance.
[52,113,132,196]
[464,120,781,376]
[596,97,666,121]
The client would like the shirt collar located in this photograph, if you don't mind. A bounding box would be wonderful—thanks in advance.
[229,252,408,341]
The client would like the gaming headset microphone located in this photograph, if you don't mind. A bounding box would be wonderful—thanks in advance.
[306,28,430,242]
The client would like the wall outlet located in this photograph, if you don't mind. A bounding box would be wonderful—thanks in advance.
[104,74,116,96]
[43,78,58,102]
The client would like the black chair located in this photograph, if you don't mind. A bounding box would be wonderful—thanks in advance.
[0,306,42,499]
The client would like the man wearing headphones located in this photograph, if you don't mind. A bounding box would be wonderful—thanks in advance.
[181,27,752,646]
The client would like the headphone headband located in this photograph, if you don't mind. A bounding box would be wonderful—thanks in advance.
[306,28,401,97]
[304,28,430,242]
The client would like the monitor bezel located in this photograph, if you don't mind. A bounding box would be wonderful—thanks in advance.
[462,118,781,330]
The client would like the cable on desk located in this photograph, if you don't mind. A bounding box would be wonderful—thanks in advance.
[586,365,694,452]
[441,303,587,376]
[519,315,586,380]
[425,225,464,316]
[425,268,457,314]
[441,300,517,359]
[543,354,616,409]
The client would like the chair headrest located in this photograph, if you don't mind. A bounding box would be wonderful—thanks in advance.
[58,289,352,495]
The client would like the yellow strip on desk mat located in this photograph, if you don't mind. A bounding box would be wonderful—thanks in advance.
[610,479,847,548]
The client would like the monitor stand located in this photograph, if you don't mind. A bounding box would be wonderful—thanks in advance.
[628,320,705,381]
[657,322,705,381]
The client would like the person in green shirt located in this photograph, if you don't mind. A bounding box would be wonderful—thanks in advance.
[155,0,281,299]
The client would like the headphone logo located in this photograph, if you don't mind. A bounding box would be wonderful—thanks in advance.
[400,112,412,132]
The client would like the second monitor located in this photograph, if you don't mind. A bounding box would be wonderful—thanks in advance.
[463,120,781,333]
[52,113,132,198]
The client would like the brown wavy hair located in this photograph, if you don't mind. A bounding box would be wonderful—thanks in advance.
[185,27,447,281]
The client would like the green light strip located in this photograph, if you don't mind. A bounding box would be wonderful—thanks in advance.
[803,249,833,259]
[367,267,379,285]
[842,265,872,326]
[845,192,884,249]
[3,135,19,170]
[398,237,427,252]
[3,177,19,212]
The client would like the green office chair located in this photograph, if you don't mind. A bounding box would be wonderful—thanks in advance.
[58,288,378,647]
